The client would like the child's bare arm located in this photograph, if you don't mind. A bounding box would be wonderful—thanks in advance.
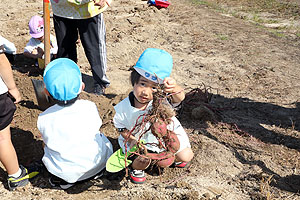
[23,47,44,59]
[94,0,110,8]
[0,53,21,103]
[163,77,185,104]
[119,129,137,148]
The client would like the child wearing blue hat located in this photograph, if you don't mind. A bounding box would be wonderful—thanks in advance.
[113,48,194,184]
[37,58,113,189]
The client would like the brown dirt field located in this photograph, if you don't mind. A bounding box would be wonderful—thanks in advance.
[0,0,300,199]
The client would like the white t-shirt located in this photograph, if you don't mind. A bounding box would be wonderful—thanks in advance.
[113,94,191,154]
[38,99,113,183]
[0,73,8,95]
[0,41,8,95]
[0,77,7,95]
[0,35,16,54]
[24,34,58,56]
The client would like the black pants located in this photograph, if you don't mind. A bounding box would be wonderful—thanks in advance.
[53,13,110,88]
[0,93,16,130]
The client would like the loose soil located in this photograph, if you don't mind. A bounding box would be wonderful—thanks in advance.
[0,0,300,199]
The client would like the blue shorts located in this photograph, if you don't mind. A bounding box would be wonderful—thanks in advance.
[0,92,16,130]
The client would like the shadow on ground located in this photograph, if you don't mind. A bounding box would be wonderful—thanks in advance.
[179,91,300,193]
[180,92,300,150]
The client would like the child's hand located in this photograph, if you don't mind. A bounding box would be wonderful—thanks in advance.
[163,77,185,103]
[163,77,177,94]
[8,87,21,103]
[129,138,138,149]
[94,0,110,8]
[32,47,44,59]
[32,48,38,55]
[37,47,44,58]
[120,129,138,149]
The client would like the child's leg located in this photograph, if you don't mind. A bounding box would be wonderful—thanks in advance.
[175,147,194,163]
[0,125,19,175]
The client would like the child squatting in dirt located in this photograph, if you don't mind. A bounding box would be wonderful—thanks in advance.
[37,58,113,189]
[23,15,57,69]
[113,48,194,184]
[0,42,39,191]
[0,35,17,64]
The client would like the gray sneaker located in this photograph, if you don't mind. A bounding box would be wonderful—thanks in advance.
[7,165,29,191]
[49,176,74,190]
[94,84,105,96]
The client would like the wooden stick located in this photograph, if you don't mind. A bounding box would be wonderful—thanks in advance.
[43,0,51,67]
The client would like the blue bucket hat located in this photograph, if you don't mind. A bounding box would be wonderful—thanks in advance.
[134,48,173,84]
[43,58,82,101]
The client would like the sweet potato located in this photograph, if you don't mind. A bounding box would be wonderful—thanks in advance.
[164,131,180,153]
[146,151,175,168]
[132,156,151,170]
[151,119,168,138]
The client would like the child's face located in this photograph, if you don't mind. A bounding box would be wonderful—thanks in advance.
[133,76,158,108]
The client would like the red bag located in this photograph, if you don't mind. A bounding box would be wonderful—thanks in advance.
[154,0,171,8]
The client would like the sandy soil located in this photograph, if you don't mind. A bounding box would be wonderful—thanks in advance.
[0,0,300,199]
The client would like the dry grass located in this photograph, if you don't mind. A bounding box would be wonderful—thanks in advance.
[260,175,274,200]
[192,0,300,18]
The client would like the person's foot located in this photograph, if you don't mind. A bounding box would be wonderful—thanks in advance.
[27,160,44,178]
[93,168,105,180]
[174,161,189,168]
[49,175,74,190]
[7,165,29,191]
[94,83,105,96]
[130,169,146,184]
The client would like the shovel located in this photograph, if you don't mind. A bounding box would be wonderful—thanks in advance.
[31,79,54,111]
[43,0,51,66]
[31,0,52,111]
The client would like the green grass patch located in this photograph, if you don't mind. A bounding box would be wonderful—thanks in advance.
[216,34,229,40]
[190,0,210,6]
[252,14,264,23]
[269,30,285,37]
[193,0,300,20]
[265,19,279,24]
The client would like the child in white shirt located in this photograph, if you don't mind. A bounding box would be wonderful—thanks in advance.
[23,15,57,68]
[0,35,17,64]
[113,48,194,184]
[37,58,113,189]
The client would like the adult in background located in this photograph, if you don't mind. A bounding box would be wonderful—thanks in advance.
[50,0,111,95]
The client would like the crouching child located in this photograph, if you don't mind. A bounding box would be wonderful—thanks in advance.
[113,48,194,184]
[37,58,113,189]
